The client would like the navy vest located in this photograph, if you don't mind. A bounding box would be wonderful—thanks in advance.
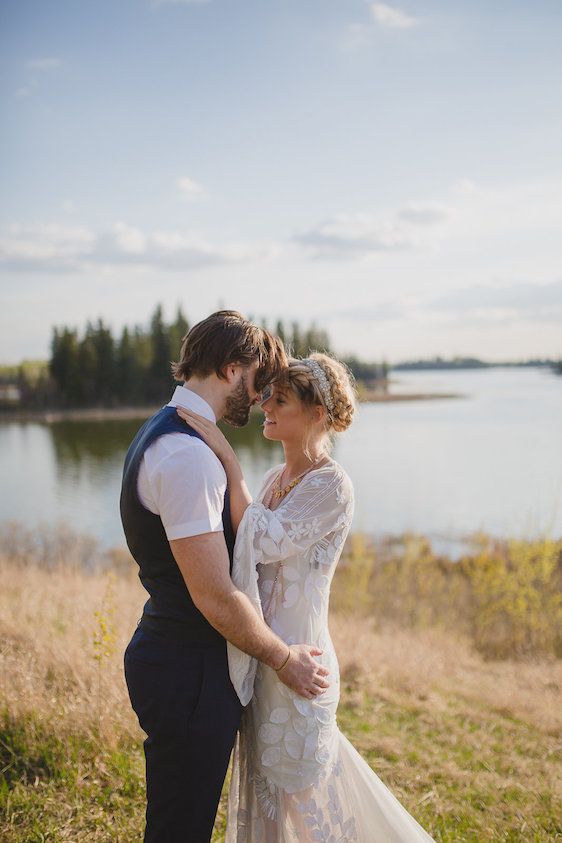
[120,405,235,643]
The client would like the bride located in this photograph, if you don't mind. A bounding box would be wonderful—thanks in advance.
[177,353,434,842]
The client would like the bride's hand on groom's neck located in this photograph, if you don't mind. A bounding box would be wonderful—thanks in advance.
[176,407,237,468]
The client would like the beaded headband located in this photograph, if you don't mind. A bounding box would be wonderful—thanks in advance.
[301,358,334,414]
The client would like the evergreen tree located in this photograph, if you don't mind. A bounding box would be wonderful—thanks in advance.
[45,308,387,408]
[148,304,173,402]
[275,319,286,346]
[78,322,98,405]
[116,327,144,404]
[50,327,81,406]
[304,322,330,355]
[91,318,115,405]
[169,306,189,370]
[290,321,303,357]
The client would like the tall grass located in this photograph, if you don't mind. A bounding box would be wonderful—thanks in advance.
[334,531,562,659]
[1,523,561,840]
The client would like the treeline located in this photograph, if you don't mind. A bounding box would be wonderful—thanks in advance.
[394,355,562,371]
[0,306,388,410]
[394,356,489,370]
[49,305,188,407]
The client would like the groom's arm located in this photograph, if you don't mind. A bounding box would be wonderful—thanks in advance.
[170,533,330,699]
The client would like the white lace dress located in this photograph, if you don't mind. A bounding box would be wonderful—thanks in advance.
[225,461,435,843]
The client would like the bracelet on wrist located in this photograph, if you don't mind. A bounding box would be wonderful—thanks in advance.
[274,647,291,673]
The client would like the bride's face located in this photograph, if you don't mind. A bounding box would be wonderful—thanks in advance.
[260,385,313,443]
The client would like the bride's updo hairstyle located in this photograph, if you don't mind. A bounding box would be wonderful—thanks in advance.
[275,352,356,452]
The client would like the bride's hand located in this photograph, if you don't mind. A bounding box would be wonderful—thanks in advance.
[176,407,238,468]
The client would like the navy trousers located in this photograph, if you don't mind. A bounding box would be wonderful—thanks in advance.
[124,626,242,843]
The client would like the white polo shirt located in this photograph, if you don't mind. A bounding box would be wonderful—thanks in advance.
[137,386,227,541]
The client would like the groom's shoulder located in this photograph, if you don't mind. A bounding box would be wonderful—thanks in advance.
[144,431,226,480]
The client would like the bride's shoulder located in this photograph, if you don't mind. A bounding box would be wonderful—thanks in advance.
[310,459,353,493]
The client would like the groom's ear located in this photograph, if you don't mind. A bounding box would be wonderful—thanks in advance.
[220,361,241,384]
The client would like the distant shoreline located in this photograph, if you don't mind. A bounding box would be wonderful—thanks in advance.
[0,391,464,423]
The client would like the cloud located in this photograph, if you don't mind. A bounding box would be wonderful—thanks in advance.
[397,204,449,226]
[295,202,448,260]
[111,222,147,255]
[371,3,418,29]
[342,23,373,51]
[322,280,562,331]
[331,300,407,323]
[15,57,63,98]
[0,222,275,273]
[0,223,95,271]
[428,280,562,324]
[178,176,205,200]
[27,57,63,71]
[295,214,418,259]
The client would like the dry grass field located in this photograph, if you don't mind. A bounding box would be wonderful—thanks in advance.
[1,525,561,841]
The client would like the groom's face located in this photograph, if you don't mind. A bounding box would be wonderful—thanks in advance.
[222,361,262,428]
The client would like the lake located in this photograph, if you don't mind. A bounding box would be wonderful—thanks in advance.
[1,367,561,557]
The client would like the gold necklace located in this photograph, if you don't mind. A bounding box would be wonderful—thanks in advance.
[272,458,324,500]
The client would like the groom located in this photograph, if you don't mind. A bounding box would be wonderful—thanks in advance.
[121,311,330,842]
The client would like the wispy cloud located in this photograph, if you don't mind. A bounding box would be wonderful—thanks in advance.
[27,57,63,71]
[0,223,95,270]
[428,280,562,324]
[371,3,419,29]
[342,23,373,51]
[15,57,63,98]
[330,300,408,323]
[295,203,447,260]
[15,86,33,99]
[178,176,205,201]
[342,4,419,52]
[397,204,449,226]
[0,222,276,273]
[295,214,417,259]
[323,279,562,330]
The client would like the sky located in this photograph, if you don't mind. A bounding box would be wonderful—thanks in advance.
[1,0,562,364]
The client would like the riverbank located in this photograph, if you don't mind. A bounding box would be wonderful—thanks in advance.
[0,389,464,423]
[1,546,560,841]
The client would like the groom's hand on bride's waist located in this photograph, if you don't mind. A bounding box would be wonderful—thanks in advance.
[275,644,330,700]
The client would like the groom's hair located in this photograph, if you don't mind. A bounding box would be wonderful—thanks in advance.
[171,310,287,392]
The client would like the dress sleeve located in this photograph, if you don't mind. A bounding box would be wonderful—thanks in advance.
[227,466,354,705]
[242,466,354,567]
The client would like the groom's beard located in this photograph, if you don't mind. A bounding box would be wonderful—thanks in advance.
[223,375,253,428]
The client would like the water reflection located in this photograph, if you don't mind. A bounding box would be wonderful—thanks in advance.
[50,419,144,470]
[1,368,561,554]
[47,410,283,496]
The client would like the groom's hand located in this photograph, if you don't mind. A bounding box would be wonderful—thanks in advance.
[276,644,330,699]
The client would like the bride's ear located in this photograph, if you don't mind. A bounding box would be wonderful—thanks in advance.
[312,404,326,426]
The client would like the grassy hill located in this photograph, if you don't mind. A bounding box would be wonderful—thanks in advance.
[1,532,561,841]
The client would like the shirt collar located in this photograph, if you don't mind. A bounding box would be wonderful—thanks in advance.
[167,385,216,423]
